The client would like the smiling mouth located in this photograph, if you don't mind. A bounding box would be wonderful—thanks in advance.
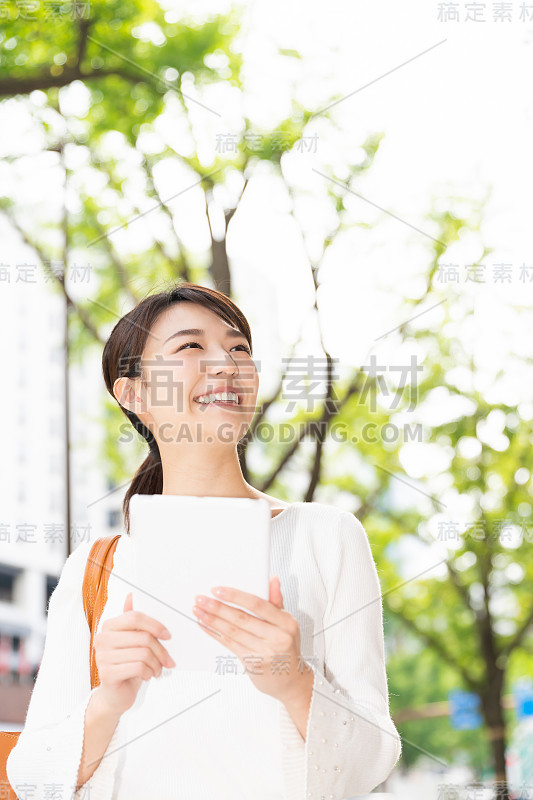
[194,399,239,407]
[193,395,242,409]
[193,390,242,406]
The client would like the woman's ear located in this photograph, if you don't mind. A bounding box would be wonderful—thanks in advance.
[113,376,144,413]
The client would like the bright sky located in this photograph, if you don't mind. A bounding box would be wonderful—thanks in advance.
[159,0,533,379]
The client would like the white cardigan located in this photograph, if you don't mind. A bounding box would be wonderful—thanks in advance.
[7,501,402,800]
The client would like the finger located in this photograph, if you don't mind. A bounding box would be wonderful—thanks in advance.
[107,608,171,641]
[109,662,155,682]
[195,600,268,640]
[102,630,174,665]
[198,624,257,668]
[108,646,165,675]
[208,586,284,627]
[195,608,264,650]
[124,592,133,613]
[210,584,292,632]
[197,619,249,657]
[269,576,284,609]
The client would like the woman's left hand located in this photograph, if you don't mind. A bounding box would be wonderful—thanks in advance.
[192,577,312,703]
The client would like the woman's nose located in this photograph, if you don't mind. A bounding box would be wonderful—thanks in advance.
[209,354,238,376]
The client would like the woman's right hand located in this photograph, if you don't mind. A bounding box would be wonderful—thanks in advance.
[93,592,176,716]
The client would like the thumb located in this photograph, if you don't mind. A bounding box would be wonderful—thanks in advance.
[269,576,284,608]
[124,591,133,612]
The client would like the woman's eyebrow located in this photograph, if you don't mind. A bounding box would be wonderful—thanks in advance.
[163,328,247,345]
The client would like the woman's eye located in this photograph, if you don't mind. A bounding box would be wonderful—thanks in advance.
[175,342,251,355]
[176,342,201,351]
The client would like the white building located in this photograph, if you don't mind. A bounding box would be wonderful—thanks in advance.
[0,271,124,728]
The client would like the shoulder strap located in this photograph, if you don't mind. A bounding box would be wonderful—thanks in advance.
[82,535,122,690]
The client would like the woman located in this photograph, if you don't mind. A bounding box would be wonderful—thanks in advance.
[7,282,402,800]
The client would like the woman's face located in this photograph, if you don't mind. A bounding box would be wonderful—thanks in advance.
[132,302,259,448]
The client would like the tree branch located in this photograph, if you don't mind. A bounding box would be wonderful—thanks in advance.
[259,369,364,492]
[89,213,141,306]
[390,609,482,693]
[77,18,91,68]
[140,154,192,277]
[503,603,533,657]
[446,560,481,622]
[0,209,103,343]
[275,169,347,500]
[356,486,383,521]
[0,68,143,99]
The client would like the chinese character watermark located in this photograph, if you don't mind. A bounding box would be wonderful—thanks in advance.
[0,262,93,284]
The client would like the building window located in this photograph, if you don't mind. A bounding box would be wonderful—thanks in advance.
[107,509,122,529]
[0,567,18,603]
[46,575,58,611]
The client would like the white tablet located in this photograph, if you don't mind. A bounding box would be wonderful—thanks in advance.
[129,493,272,673]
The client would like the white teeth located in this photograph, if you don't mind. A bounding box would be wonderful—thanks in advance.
[195,391,239,405]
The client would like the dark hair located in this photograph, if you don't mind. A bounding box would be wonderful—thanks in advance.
[102,281,253,535]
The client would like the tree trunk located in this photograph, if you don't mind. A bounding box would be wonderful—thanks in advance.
[478,559,510,800]
[481,687,510,800]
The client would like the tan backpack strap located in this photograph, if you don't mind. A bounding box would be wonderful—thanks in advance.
[82,535,122,690]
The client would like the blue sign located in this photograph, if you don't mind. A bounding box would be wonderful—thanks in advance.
[449,689,483,730]
[512,680,533,721]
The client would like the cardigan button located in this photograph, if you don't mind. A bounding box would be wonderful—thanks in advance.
[334,766,341,772]
[321,738,327,743]
[46,746,51,751]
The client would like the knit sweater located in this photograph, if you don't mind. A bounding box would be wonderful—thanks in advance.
[7,500,402,800]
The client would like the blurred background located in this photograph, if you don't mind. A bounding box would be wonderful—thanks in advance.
[0,1,532,798]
